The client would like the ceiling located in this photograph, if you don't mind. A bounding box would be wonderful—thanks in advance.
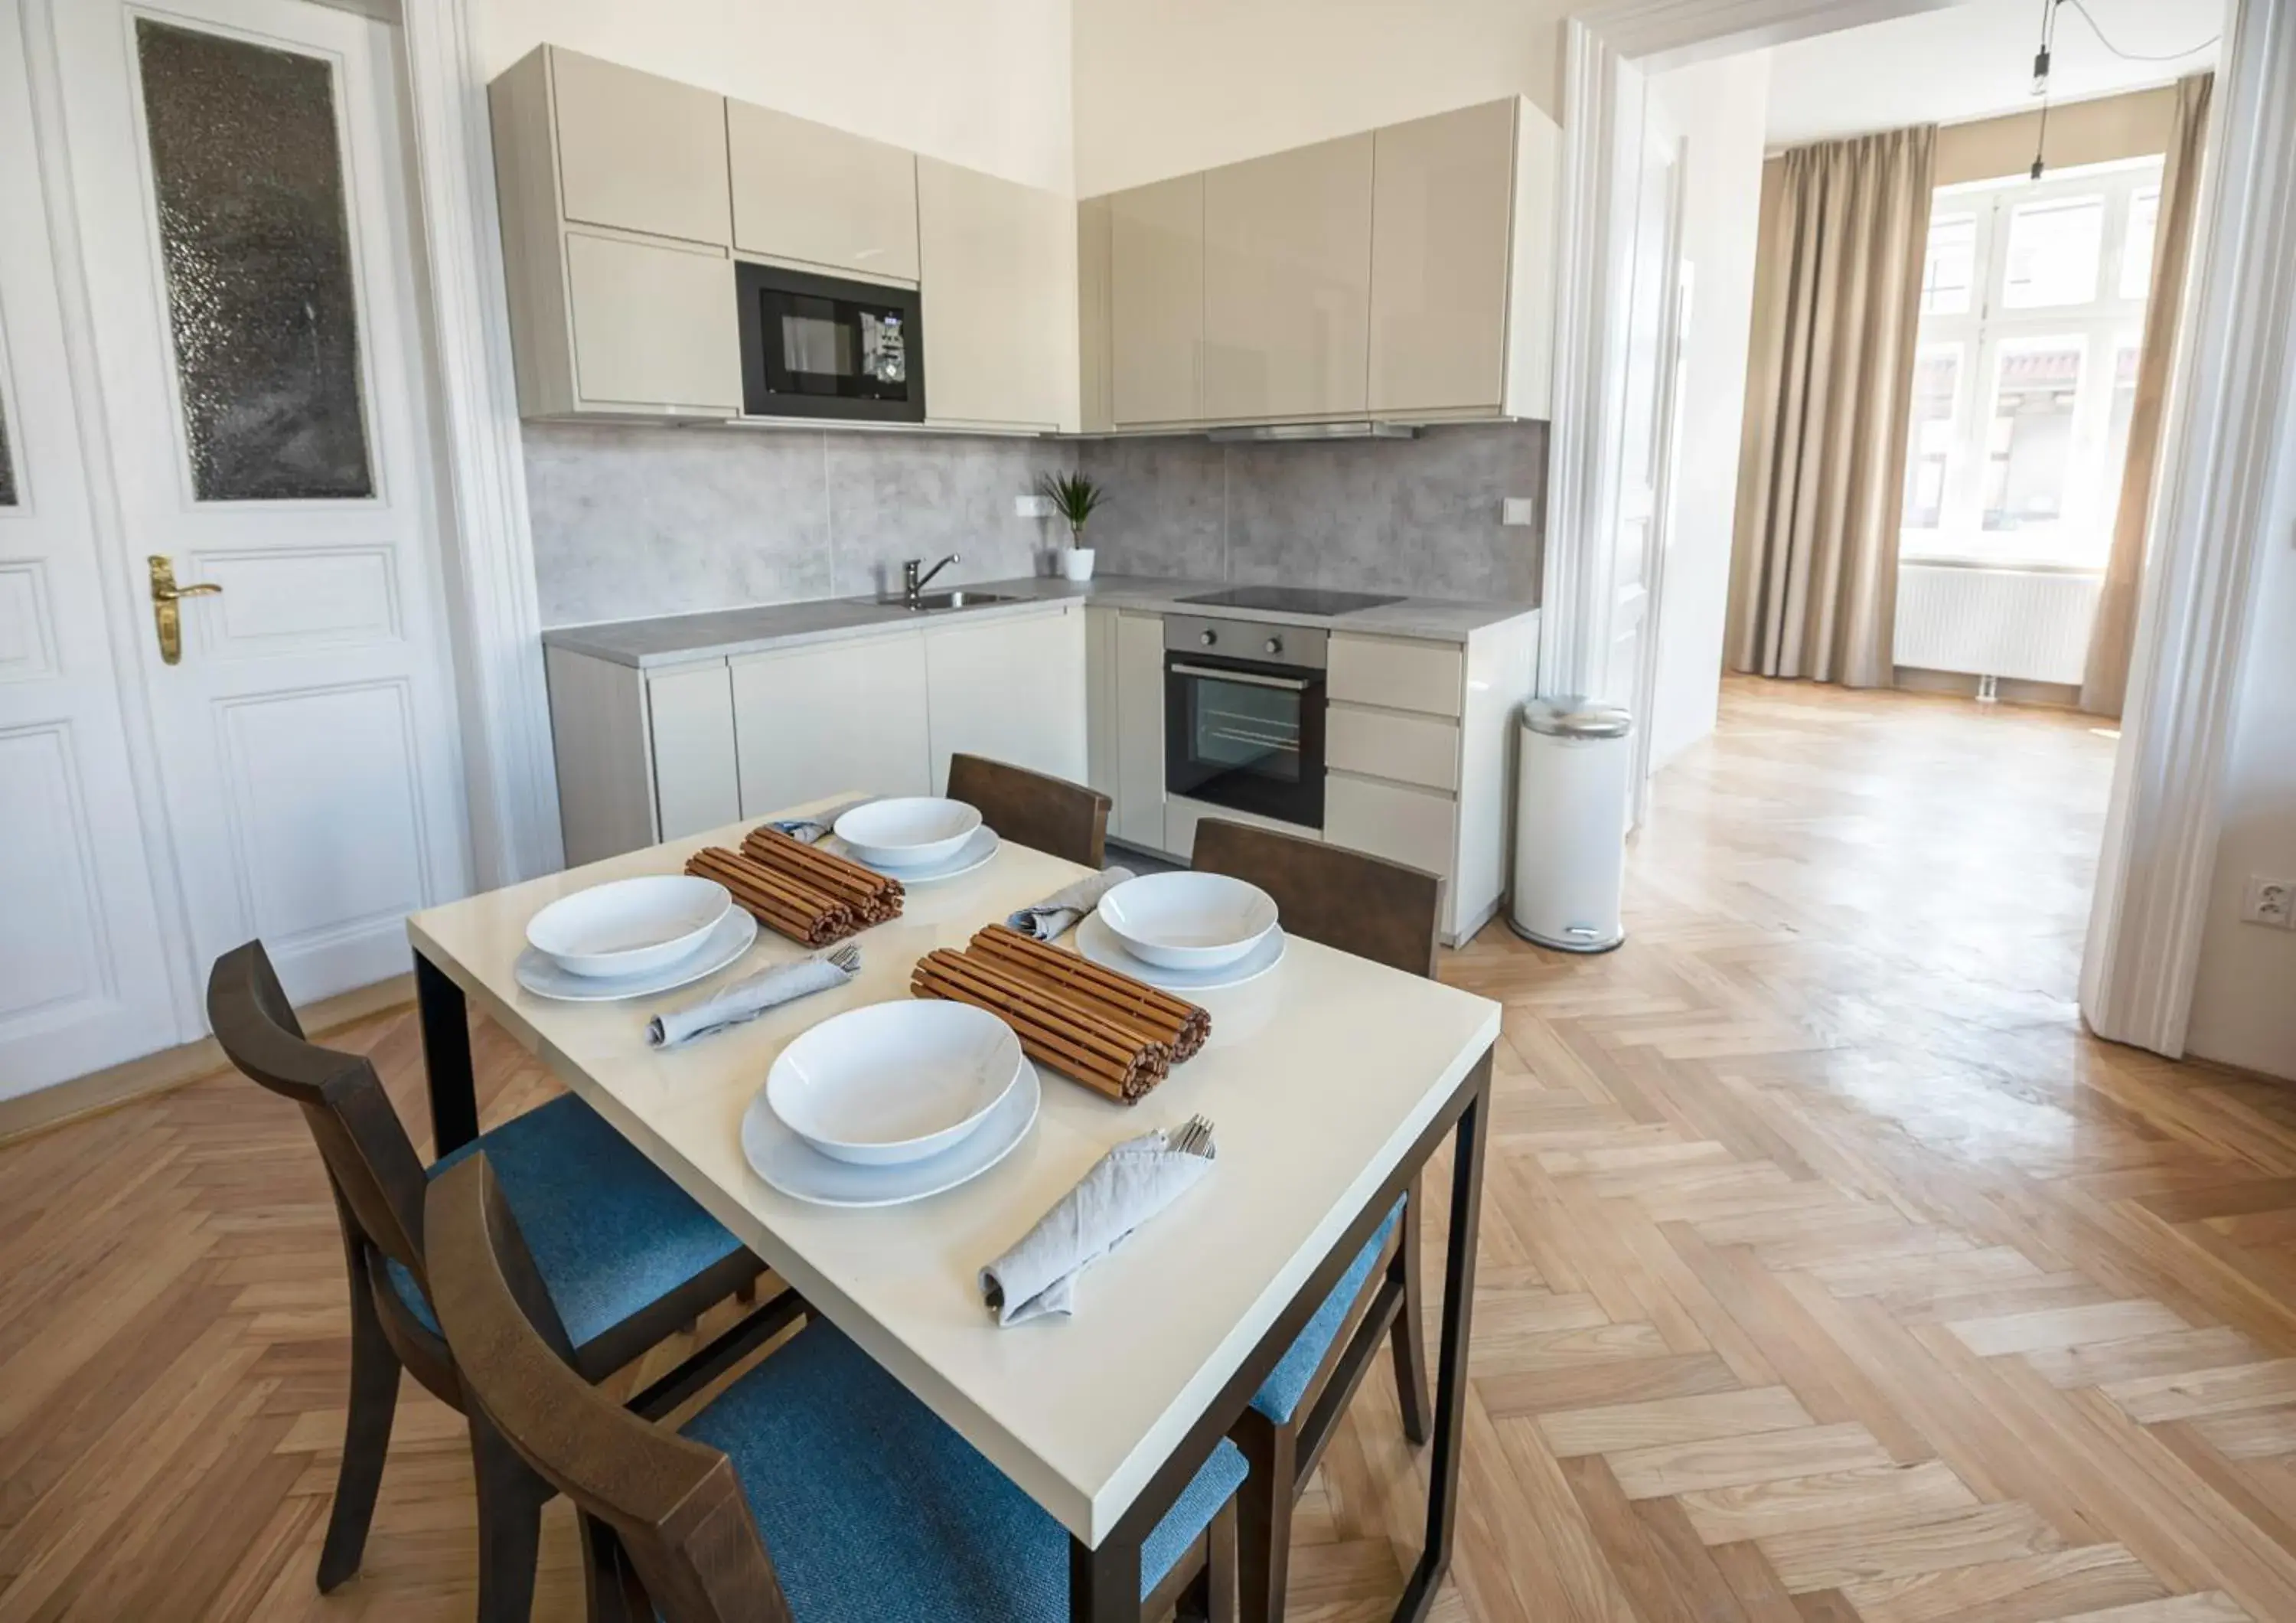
[1764,0,2221,149]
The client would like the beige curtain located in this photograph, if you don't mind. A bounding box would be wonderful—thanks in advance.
[1728,126,1935,687]
[2082,73,2213,717]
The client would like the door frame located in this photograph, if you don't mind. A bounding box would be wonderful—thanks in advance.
[1548,0,2294,1061]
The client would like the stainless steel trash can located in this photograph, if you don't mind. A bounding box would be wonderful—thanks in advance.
[1508,697,1632,952]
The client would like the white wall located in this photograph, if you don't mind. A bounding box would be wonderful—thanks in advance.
[477,0,1075,194]
[1070,0,1569,195]
[2185,345,2296,1081]
[1645,54,1773,773]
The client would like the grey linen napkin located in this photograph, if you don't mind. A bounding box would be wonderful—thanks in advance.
[767,797,872,846]
[646,947,859,1049]
[980,1116,1215,1325]
[1007,865,1136,942]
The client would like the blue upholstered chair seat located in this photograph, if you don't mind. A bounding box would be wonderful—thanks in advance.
[386,1093,744,1349]
[683,1319,1248,1621]
[1251,1198,1405,1425]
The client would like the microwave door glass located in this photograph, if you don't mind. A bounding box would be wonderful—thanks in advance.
[780,306,853,394]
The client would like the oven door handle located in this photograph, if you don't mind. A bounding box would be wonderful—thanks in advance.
[1169,662,1315,691]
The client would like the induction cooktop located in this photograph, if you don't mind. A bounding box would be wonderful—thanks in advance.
[1179,586,1404,616]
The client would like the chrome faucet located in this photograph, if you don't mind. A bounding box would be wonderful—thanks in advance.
[902,553,960,606]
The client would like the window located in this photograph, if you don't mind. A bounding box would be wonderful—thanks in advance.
[1898,160,2162,568]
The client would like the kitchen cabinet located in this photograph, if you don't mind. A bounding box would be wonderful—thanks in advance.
[922,608,1088,791]
[1114,612,1166,849]
[1163,795,1319,864]
[1109,174,1205,426]
[647,662,742,840]
[729,634,931,816]
[1368,100,1515,416]
[490,45,739,419]
[1202,134,1375,422]
[918,158,1074,431]
[1325,772,1455,882]
[727,100,918,282]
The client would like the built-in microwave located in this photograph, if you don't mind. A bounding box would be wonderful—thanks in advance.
[735,262,925,422]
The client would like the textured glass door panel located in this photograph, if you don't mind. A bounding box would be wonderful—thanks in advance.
[135,20,372,501]
[0,393,15,506]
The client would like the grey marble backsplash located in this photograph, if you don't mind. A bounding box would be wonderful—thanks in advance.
[1078,422,1547,604]
[523,419,1547,628]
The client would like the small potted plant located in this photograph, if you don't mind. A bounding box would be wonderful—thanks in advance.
[1038,471,1106,583]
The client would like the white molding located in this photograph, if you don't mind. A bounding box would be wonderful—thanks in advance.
[2080,0,2294,1055]
[398,0,563,887]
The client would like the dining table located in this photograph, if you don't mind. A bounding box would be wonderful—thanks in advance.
[406,795,1500,1623]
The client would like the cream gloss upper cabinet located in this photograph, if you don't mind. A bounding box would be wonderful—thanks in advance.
[1108,173,1205,426]
[1202,132,1375,422]
[726,100,919,283]
[918,157,1075,432]
[489,46,740,419]
[1369,96,1559,420]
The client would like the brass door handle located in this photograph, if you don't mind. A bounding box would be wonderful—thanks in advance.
[148,554,221,665]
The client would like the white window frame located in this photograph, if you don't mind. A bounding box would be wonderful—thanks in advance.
[1900,157,2164,570]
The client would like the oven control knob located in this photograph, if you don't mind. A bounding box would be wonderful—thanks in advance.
[1199,629,1217,646]
[1264,637,1283,656]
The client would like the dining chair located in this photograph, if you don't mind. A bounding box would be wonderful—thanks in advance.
[426,1148,1247,1623]
[1189,818,1442,1623]
[947,752,1111,867]
[207,941,798,1621]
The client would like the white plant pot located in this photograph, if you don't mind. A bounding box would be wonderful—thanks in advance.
[1061,547,1097,582]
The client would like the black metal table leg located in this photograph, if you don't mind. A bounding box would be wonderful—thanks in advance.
[1070,1528,1143,1622]
[1392,1050,1492,1623]
[415,951,479,1156]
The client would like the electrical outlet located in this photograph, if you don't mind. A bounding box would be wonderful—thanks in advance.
[1014,494,1053,519]
[1501,497,1537,527]
[2242,875,2295,929]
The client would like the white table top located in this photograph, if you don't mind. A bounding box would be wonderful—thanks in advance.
[407,801,1500,1543]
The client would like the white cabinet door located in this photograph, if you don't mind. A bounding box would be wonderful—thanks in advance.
[548,47,729,247]
[1114,612,1166,849]
[1085,607,1120,805]
[647,663,740,840]
[728,100,918,281]
[923,609,1087,792]
[1370,99,1515,415]
[1325,772,1456,880]
[1109,174,1205,426]
[918,158,1072,430]
[1202,133,1374,421]
[565,232,742,414]
[730,633,931,814]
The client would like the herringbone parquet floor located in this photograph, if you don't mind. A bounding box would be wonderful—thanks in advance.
[8,677,2296,1622]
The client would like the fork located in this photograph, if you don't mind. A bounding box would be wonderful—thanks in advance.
[1163,1114,1216,1159]
[825,943,862,974]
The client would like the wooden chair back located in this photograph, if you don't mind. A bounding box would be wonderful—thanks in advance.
[946,753,1110,868]
[1191,819,1442,978]
[207,940,431,1283]
[426,1152,786,1623]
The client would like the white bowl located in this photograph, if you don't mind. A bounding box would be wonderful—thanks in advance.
[833,798,984,868]
[1097,871,1280,971]
[766,1001,1023,1167]
[524,875,732,979]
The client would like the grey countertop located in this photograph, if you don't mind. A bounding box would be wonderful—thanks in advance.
[540,574,1539,668]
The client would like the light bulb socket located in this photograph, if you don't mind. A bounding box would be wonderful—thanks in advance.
[2032,45,2051,94]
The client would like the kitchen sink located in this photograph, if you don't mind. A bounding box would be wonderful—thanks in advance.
[874,589,1027,612]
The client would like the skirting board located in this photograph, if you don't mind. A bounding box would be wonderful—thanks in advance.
[0,974,415,1147]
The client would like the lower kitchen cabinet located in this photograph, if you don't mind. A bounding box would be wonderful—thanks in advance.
[1114,612,1166,849]
[729,632,931,815]
[921,608,1088,791]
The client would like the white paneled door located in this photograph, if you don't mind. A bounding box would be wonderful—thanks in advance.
[0,0,469,1092]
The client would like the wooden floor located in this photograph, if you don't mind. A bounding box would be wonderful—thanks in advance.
[9,677,2296,1623]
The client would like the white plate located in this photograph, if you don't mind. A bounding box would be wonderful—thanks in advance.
[1076,910,1287,991]
[1097,871,1279,970]
[767,1001,1024,1167]
[514,908,758,1002]
[526,875,732,979]
[828,825,1000,885]
[833,796,983,868]
[742,1060,1042,1208]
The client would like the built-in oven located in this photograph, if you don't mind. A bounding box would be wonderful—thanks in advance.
[735,261,924,422]
[1164,615,1327,831]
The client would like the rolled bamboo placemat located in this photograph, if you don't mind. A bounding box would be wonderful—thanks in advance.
[686,846,858,947]
[739,827,903,925]
[912,948,1170,1104]
[967,924,1210,1060]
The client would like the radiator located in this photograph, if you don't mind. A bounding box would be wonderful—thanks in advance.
[1892,564,2104,685]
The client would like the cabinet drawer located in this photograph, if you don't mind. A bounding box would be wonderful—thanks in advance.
[1326,704,1459,792]
[1329,634,1463,717]
[1324,772,1454,879]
